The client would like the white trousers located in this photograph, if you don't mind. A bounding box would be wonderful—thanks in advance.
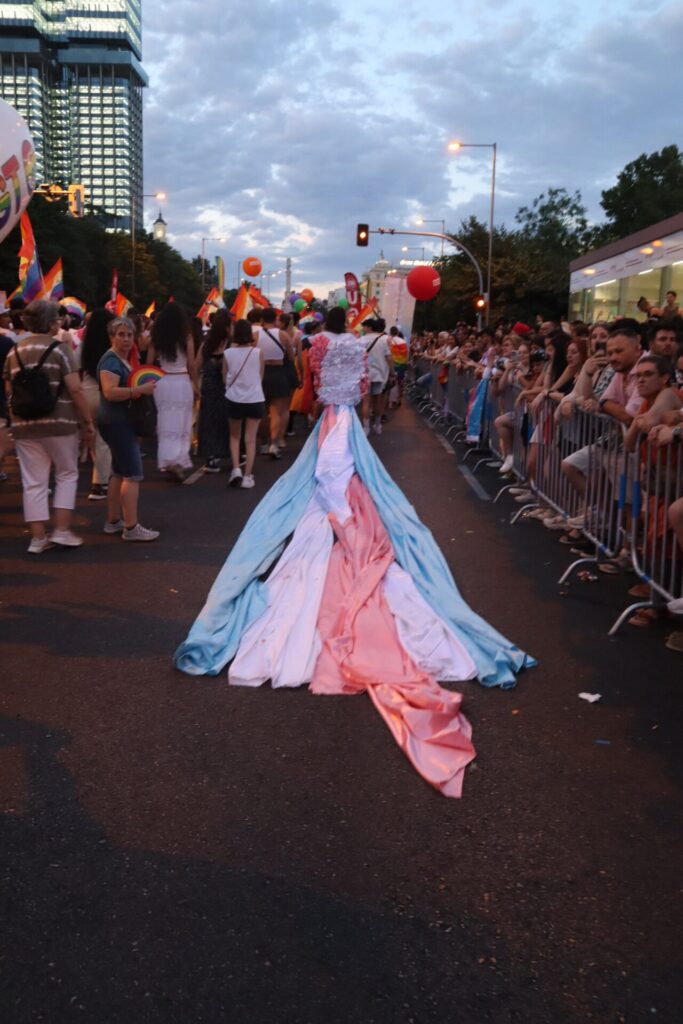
[15,434,79,523]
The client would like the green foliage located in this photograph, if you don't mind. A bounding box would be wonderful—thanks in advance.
[0,197,204,313]
[600,145,683,239]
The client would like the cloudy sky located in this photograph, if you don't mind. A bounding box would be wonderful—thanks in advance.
[142,0,682,297]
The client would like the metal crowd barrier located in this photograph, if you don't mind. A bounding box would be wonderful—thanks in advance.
[608,435,683,634]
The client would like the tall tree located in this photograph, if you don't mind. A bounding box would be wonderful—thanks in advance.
[600,145,683,239]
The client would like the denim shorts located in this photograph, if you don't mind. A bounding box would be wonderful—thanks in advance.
[98,421,144,481]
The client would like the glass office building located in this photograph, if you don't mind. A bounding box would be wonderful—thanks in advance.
[569,213,683,322]
[0,1,147,231]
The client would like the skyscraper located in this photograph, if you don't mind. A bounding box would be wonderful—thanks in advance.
[0,1,147,232]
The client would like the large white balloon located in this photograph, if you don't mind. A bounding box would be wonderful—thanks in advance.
[0,98,36,245]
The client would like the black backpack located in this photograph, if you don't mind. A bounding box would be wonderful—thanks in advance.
[11,340,63,420]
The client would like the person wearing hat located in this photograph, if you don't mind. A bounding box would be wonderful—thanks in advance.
[361,317,393,436]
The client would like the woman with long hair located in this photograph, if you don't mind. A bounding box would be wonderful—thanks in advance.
[78,307,114,500]
[197,308,232,471]
[150,302,198,480]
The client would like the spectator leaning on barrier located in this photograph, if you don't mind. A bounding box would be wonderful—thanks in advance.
[648,407,683,651]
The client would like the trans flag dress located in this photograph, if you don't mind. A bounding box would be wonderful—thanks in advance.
[175,331,534,798]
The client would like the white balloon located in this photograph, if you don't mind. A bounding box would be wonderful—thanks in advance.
[0,98,36,245]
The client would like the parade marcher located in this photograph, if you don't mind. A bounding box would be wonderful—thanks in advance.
[197,308,231,472]
[97,316,159,542]
[361,318,392,435]
[150,302,198,480]
[176,302,534,800]
[255,306,295,458]
[3,299,95,552]
[77,307,114,500]
[223,318,265,489]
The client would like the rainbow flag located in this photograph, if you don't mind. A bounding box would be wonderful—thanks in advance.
[18,212,44,303]
[230,283,270,320]
[115,292,132,317]
[144,300,156,317]
[197,287,221,324]
[41,258,64,301]
[62,296,87,318]
[348,297,378,331]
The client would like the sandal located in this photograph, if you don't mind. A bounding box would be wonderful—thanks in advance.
[628,583,651,599]
[559,530,585,545]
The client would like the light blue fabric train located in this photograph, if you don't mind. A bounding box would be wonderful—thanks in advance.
[174,407,535,687]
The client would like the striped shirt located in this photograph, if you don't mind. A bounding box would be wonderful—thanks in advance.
[3,334,79,439]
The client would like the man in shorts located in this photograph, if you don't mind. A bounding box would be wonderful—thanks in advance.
[361,318,393,436]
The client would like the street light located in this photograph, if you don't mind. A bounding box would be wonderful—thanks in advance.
[261,270,280,300]
[201,236,226,291]
[131,191,166,299]
[401,245,426,260]
[416,217,445,258]
[447,140,497,324]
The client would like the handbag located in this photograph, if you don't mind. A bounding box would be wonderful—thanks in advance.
[263,328,299,389]
[127,393,157,437]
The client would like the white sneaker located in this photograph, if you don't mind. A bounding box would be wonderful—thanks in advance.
[372,420,382,435]
[229,468,243,487]
[499,455,514,475]
[103,519,124,534]
[50,528,84,547]
[268,444,281,460]
[28,535,53,554]
[122,523,159,542]
[363,420,370,436]
[241,475,255,489]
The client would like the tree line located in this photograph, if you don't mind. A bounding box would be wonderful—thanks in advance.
[420,144,683,327]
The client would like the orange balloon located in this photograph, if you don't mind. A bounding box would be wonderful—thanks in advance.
[300,288,314,303]
[243,256,262,277]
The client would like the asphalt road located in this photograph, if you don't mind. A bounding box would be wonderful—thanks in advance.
[1,402,681,1024]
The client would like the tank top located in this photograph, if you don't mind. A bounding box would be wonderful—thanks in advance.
[224,346,264,403]
[256,326,285,362]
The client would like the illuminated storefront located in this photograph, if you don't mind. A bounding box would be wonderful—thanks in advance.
[0,1,146,232]
[569,212,683,321]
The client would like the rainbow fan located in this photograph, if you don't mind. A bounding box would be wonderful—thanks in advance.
[127,366,166,387]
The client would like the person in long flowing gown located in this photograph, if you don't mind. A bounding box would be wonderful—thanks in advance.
[150,303,198,480]
[175,306,535,797]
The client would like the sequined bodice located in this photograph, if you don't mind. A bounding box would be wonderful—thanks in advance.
[318,334,367,406]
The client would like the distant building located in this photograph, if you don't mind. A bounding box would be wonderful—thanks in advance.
[0,0,147,232]
[152,210,167,242]
[569,213,683,321]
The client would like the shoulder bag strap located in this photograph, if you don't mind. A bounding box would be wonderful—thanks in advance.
[263,327,287,358]
[229,347,254,388]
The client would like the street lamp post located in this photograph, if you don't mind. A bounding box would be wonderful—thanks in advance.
[447,141,497,323]
[416,218,445,258]
[401,245,426,261]
[132,190,166,300]
[201,236,226,292]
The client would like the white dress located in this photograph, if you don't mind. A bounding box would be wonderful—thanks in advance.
[155,350,194,470]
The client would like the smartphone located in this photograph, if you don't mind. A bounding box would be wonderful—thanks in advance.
[595,341,607,354]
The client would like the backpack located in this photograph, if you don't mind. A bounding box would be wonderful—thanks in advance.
[11,340,63,420]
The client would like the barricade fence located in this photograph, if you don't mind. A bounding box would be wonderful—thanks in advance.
[409,375,682,635]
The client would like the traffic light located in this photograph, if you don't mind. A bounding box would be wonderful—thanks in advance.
[68,183,85,217]
[474,294,487,311]
[356,223,369,246]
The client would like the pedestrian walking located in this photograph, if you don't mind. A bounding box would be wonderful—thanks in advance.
[224,319,265,489]
[197,309,231,472]
[150,303,198,480]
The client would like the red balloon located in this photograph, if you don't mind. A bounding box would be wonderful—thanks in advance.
[406,265,441,301]
[300,288,314,304]
[243,256,262,277]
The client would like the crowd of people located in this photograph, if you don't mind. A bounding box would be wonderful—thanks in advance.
[410,308,683,653]
[0,296,408,548]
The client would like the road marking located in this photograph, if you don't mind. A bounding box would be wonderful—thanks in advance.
[458,465,491,501]
[183,467,206,486]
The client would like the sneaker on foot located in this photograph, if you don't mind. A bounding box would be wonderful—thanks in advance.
[50,528,84,547]
[363,420,370,436]
[229,468,243,487]
[372,421,383,435]
[499,455,514,475]
[0,470,9,482]
[241,475,255,489]
[28,535,53,554]
[204,458,221,473]
[103,519,124,534]
[259,444,270,455]
[285,430,295,437]
[122,523,159,542]
[268,444,281,460]
[88,484,108,500]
